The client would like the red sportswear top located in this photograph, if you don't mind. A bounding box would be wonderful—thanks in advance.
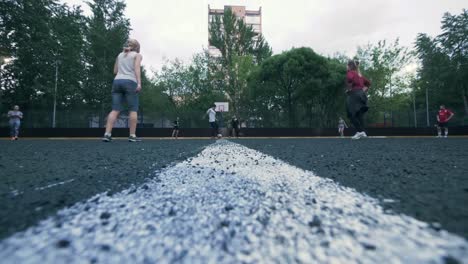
[346,70,371,91]
[438,109,454,123]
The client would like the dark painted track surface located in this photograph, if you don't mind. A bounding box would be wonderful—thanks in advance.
[236,138,468,238]
[0,139,210,239]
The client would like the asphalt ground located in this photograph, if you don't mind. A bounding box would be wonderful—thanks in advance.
[0,138,467,263]
[0,139,210,239]
[236,138,468,239]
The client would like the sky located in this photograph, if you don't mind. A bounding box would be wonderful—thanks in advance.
[61,0,466,73]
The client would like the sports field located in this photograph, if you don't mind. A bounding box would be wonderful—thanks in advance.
[0,138,467,263]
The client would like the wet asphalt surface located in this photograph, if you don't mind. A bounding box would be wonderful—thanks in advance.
[236,138,468,239]
[0,139,210,239]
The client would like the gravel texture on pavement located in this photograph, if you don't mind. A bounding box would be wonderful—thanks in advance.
[0,140,467,264]
[236,138,468,239]
[0,139,210,239]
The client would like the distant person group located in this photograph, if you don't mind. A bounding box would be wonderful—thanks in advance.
[4,40,457,141]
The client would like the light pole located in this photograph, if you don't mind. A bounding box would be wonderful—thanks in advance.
[425,87,429,127]
[52,61,59,128]
[413,89,417,128]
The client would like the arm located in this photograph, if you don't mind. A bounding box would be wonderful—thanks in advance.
[134,54,143,92]
[447,111,455,121]
[363,77,371,92]
[346,72,354,91]
[19,112,23,119]
[113,58,118,75]
[436,114,440,122]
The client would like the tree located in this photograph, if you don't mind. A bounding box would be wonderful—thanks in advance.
[83,0,130,115]
[208,7,272,115]
[253,47,337,127]
[415,9,468,122]
[356,39,413,125]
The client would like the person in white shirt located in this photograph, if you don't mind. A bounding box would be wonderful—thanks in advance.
[7,105,23,140]
[206,104,219,138]
[102,38,143,143]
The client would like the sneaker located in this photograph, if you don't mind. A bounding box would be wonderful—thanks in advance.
[14,136,18,140]
[102,134,112,142]
[351,132,363,140]
[360,132,368,138]
[444,135,448,138]
[436,135,442,138]
[128,136,142,142]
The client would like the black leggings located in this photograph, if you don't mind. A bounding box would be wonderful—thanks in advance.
[349,110,365,132]
[346,90,368,133]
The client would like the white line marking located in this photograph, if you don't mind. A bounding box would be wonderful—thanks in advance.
[34,179,76,191]
[0,141,466,263]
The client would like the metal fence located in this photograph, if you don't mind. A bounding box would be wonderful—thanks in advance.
[0,108,466,129]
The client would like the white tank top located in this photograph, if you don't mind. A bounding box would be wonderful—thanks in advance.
[114,51,137,82]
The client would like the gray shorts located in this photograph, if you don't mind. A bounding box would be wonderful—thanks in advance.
[112,79,139,112]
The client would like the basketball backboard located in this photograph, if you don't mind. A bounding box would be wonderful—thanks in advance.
[215,102,229,112]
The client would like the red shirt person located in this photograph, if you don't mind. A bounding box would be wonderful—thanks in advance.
[436,105,454,138]
[345,60,371,140]
[346,70,371,92]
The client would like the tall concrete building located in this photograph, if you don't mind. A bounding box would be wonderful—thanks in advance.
[208,5,262,56]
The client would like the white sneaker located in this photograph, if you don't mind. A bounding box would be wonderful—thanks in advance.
[360,132,368,138]
[351,132,362,140]
[436,135,442,138]
[444,135,448,138]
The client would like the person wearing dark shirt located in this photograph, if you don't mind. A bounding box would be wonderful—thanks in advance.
[346,60,371,140]
[230,116,240,138]
[172,117,180,139]
[436,105,454,138]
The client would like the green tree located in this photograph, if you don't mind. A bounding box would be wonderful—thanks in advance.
[83,0,130,115]
[254,47,336,127]
[209,7,272,115]
[357,39,413,125]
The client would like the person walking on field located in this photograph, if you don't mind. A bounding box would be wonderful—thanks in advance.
[205,104,220,139]
[345,60,371,140]
[172,117,180,139]
[338,117,348,138]
[436,105,454,138]
[7,105,23,140]
[230,116,240,138]
[102,39,143,142]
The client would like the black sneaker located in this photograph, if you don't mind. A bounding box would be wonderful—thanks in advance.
[128,136,141,142]
[102,135,112,142]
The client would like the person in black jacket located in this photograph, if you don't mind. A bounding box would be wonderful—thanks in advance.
[230,116,240,138]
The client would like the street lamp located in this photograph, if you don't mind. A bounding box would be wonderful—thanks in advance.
[52,60,60,128]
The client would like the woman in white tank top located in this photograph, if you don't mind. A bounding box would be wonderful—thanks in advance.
[102,39,143,142]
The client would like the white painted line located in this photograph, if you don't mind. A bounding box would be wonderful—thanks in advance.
[35,179,76,191]
[0,141,466,263]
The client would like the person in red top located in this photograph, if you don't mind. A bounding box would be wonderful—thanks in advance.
[436,105,454,138]
[346,60,371,140]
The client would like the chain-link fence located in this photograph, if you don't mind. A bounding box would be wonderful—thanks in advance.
[0,107,466,129]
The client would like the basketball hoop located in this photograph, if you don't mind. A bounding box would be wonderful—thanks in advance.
[215,102,229,112]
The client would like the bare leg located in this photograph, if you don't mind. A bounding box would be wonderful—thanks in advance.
[175,130,179,139]
[437,126,441,136]
[105,110,120,134]
[129,111,138,136]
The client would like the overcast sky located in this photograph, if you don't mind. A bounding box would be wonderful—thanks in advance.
[61,0,466,72]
